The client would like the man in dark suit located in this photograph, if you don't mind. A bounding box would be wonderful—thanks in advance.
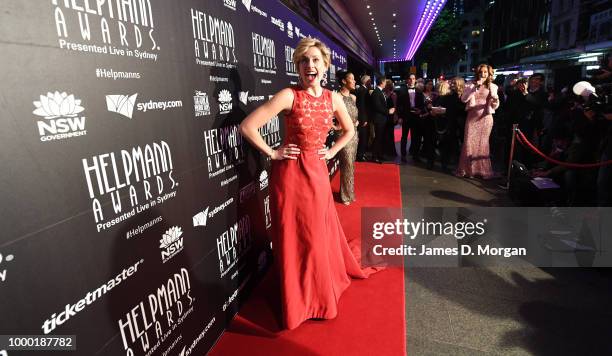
[370,75,390,163]
[397,73,426,163]
[355,75,371,161]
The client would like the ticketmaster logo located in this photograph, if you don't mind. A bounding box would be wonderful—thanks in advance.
[106,94,138,119]
[41,259,144,334]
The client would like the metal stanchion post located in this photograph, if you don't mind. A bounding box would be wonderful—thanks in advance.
[505,124,519,190]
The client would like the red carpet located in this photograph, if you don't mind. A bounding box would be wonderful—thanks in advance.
[209,162,405,356]
[394,125,403,143]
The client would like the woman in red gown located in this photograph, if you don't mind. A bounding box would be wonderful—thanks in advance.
[240,37,377,330]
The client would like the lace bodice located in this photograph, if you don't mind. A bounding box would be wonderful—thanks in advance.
[284,87,334,151]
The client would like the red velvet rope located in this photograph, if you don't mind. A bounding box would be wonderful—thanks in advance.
[515,129,612,168]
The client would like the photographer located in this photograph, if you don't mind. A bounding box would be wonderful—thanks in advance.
[532,105,600,206]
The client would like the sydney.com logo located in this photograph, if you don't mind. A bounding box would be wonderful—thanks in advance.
[106,94,182,119]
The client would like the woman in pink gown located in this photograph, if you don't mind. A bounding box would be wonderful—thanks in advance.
[456,64,500,179]
[240,37,378,330]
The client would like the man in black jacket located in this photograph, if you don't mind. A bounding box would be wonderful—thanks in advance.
[355,75,371,161]
[370,75,391,163]
[397,74,426,163]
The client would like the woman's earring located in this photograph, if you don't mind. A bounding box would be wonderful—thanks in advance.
[321,72,328,87]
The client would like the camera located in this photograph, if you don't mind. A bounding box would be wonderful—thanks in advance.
[572,81,611,116]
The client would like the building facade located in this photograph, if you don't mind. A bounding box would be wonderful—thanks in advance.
[481,0,552,68]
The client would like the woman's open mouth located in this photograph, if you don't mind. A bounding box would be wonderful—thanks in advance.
[306,72,317,81]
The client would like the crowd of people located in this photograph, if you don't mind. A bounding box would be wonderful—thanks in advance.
[237,36,611,332]
[333,53,612,207]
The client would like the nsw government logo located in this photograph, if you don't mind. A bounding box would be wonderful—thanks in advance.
[259,170,268,190]
[218,89,233,114]
[160,226,184,263]
[223,0,237,10]
[287,22,294,38]
[33,91,87,142]
[194,90,211,117]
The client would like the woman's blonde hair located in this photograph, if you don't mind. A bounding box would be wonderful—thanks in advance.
[452,77,465,96]
[438,81,451,96]
[475,64,494,88]
[292,37,331,69]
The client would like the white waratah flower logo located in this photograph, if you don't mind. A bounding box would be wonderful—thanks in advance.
[160,226,183,248]
[218,89,232,103]
[33,91,84,119]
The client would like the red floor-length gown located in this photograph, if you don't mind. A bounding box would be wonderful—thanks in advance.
[269,86,378,330]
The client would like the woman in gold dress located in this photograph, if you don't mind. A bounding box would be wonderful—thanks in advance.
[336,70,359,205]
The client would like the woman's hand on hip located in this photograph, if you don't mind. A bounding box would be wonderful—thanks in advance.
[271,144,301,160]
[318,147,335,160]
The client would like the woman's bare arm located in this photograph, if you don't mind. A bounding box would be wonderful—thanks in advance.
[239,88,300,160]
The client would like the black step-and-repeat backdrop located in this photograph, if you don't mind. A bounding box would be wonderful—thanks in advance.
[0,1,346,355]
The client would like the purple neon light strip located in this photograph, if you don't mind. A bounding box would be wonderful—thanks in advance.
[405,0,437,59]
[406,3,441,59]
[404,0,447,60]
[406,1,432,57]
[407,9,439,58]
[410,2,445,57]
[407,1,445,59]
